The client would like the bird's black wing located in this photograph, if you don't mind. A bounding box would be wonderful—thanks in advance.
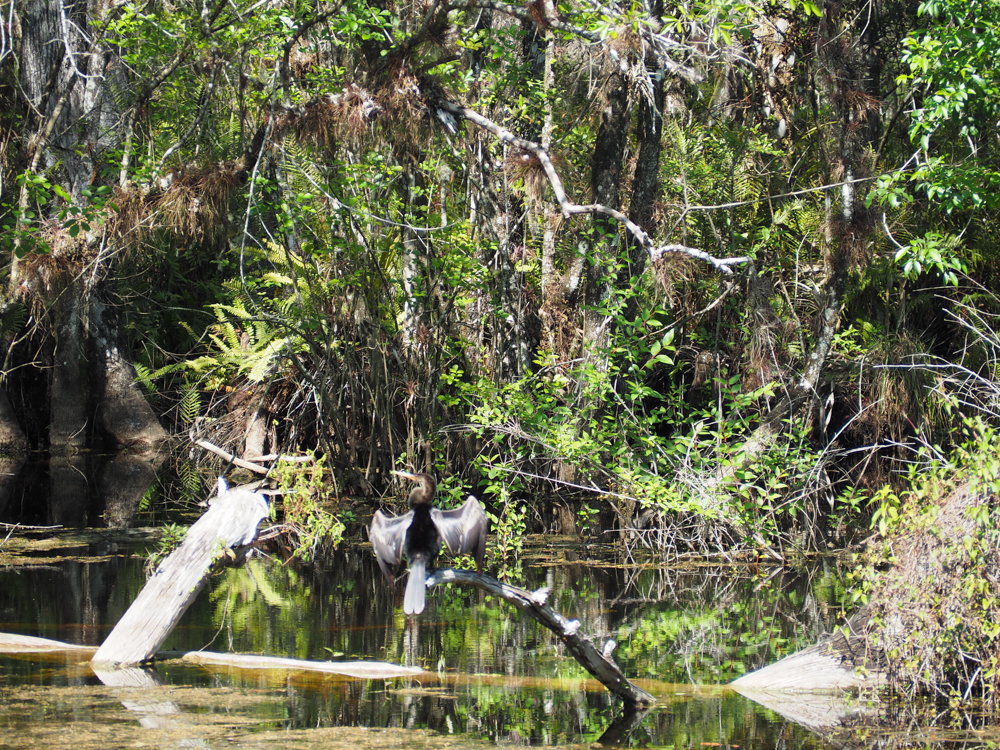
[431,496,488,573]
[370,510,413,585]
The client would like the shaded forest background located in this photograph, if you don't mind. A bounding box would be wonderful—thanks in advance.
[2,0,1000,557]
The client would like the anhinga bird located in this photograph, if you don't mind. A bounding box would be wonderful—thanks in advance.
[370,470,487,615]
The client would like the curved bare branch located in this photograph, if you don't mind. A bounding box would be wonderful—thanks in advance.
[437,100,752,275]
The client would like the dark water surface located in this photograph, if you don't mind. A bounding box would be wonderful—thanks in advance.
[0,456,928,749]
[0,520,852,750]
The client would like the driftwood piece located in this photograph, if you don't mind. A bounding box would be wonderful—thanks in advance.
[730,619,882,693]
[183,651,425,679]
[92,480,268,667]
[425,568,654,707]
[730,610,883,732]
[0,632,95,653]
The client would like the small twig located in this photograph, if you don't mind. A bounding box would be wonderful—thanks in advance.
[0,522,63,530]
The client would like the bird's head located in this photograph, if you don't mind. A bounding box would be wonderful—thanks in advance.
[392,470,437,506]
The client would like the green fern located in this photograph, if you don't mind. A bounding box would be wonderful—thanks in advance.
[733,153,763,203]
[179,385,201,426]
[133,362,158,397]
[0,304,26,337]
[176,459,204,505]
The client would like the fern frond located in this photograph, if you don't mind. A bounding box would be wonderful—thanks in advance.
[179,385,201,425]
[177,459,203,505]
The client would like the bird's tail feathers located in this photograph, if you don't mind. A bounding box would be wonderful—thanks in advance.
[403,559,427,615]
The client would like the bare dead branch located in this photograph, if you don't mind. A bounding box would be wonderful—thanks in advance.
[437,100,751,275]
[425,568,655,707]
[194,438,270,474]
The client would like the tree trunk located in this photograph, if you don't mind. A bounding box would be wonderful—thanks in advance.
[621,77,667,295]
[50,291,90,452]
[12,1,168,455]
[0,389,28,454]
[91,299,167,449]
[581,70,629,355]
[400,168,428,348]
[242,395,270,460]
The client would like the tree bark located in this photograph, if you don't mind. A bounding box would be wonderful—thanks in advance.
[12,1,169,455]
[581,70,629,354]
[91,299,168,449]
[0,389,28,454]
[622,76,667,293]
[50,291,90,453]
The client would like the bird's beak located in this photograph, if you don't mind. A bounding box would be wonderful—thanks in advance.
[391,470,419,481]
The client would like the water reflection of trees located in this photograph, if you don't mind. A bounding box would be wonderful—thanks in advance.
[0,537,851,747]
[191,546,851,691]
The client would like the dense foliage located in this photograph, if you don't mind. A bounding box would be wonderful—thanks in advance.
[850,418,1000,704]
[3,0,1000,564]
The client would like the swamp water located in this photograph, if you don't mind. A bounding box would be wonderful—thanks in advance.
[0,464,991,749]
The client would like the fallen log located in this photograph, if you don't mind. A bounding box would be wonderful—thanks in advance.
[0,632,95,653]
[0,634,429,682]
[192,437,314,475]
[182,651,425,679]
[92,479,268,667]
[424,568,654,708]
[730,612,881,692]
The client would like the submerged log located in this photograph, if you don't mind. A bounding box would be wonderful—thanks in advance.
[0,632,95,653]
[183,651,425,679]
[425,568,654,707]
[730,611,881,692]
[92,480,268,667]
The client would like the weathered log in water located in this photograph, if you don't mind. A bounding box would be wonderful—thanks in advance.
[183,651,425,679]
[729,612,883,732]
[425,568,655,707]
[0,632,95,654]
[730,611,881,692]
[92,481,268,667]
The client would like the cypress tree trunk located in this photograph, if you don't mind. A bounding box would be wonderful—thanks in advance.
[581,70,629,356]
[11,1,167,453]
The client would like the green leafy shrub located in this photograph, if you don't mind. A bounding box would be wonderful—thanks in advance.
[848,418,1000,705]
[272,454,346,563]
